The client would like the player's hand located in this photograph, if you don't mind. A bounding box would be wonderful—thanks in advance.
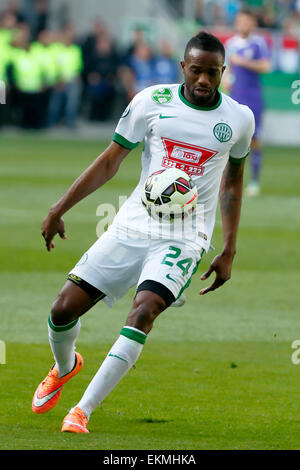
[41,212,66,252]
[199,252,234,295]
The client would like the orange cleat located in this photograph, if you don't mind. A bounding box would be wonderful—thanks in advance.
[32,352,83,414]
[61,406,89,433]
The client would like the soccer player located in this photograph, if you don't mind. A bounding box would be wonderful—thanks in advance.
[224,9,271,196]
[32,31,255,433]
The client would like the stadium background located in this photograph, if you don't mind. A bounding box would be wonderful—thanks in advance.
[1,0,300,450]
[0,0,299,143]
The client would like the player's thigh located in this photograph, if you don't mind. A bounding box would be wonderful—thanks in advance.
[137,240,204,305]
[69,228,150,308]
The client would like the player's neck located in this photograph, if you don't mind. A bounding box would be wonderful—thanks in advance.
[182,84,220,109]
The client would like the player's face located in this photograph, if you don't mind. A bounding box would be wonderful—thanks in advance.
[181,48,225,106]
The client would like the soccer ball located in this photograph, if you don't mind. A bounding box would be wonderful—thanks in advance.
[141,168,198,221]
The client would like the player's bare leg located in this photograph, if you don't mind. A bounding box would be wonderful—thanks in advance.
[126,290,167,334]
[62,289,168,432]
[32,281,96,414]
[51,280,95,325]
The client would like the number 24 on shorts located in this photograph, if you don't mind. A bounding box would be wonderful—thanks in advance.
[161,246,193,277]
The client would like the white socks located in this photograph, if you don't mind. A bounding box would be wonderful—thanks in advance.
[48,315,81,378]
[48,317,147,419]
[76,326,146,419]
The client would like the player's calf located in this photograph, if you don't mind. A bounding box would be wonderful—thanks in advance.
[47,281,98,378]
[33,280,102,416]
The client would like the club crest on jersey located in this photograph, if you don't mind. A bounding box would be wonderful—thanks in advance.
[152,87,173,104]
[161,137,218,176]
[213,123,232,143]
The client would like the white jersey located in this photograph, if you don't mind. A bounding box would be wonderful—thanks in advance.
[112,84,255,252]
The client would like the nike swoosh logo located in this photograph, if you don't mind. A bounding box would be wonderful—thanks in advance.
[159,114,177,119]
[108,353,128,363]
[63,419,87,431]
[166,273,177,283]
[33,385,63,408]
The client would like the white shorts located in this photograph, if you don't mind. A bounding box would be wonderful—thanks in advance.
[69,225,204,308]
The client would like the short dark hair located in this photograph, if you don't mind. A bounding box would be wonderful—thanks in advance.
[184,31,225,61]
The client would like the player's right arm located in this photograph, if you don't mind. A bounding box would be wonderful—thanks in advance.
[42,89,148,252]
[42,141,131,251]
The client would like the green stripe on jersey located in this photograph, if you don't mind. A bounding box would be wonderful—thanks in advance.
[48,315,78,332]
[120,327,147,345]
[113,132,140,150]
[229,152,250,164]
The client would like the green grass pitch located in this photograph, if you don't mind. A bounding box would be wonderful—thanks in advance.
[0,136,300,450]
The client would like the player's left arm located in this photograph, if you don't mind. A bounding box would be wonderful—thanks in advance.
[200,159,245,295]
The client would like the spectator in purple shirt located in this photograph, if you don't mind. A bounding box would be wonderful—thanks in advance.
[224,9,271,196]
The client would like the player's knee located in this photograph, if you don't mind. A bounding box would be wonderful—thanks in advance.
[50,293,78,326]
[127,292,166,332]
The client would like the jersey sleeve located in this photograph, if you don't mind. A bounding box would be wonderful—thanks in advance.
[113,90,147,150]
[229,107,255,164]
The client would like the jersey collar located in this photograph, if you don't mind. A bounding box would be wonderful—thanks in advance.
[178,84,222,111]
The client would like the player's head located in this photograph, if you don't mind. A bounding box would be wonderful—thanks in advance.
[234,9,257,38]
[181,31,226,106]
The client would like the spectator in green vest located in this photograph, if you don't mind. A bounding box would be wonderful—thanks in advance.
[0,10,19,125]
[47,26,83,129]
[0,10,19,48]
[31,30,57,87]
[8,23,46,128]
[30,30,58,127]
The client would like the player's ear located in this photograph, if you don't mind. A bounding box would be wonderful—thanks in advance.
[180,61,185,73]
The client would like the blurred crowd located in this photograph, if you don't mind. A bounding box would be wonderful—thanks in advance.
[0,0,299,130]
[181,0,300,33]
[0,1,179,129]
